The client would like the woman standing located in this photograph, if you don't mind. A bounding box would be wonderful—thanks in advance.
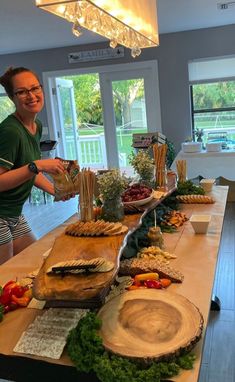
[0,67,66,264]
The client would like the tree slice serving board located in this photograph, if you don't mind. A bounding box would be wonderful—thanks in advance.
[98,289,203,361]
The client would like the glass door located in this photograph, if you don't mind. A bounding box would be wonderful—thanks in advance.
[54,78,80,161]
[46,61,161,171]
[53,74,107,169]
[99,66,161,172]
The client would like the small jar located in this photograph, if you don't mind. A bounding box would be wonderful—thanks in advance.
[101,197,124,222]
[147,226,164,248]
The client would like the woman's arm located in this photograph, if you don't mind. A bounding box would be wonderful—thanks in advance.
[34,173,54,195]
[0,165,34,192]
[0,159,64,192]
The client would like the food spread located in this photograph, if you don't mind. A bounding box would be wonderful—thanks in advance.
[1,145,221,382]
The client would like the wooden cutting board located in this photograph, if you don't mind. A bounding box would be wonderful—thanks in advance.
[98,289,204,361]
[33,231,126,304]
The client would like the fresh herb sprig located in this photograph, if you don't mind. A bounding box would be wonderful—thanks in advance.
[176,180,205,195]
[67,312,196,382]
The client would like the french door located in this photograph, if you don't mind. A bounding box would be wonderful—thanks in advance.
[52,78,80,161]
[44,61,161,171]
[100,67,161,169]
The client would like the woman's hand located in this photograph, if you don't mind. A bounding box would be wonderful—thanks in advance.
[61,193,76,201]
[35,158,65,175]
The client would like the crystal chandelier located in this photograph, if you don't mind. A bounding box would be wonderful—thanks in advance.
[35,0,159,57]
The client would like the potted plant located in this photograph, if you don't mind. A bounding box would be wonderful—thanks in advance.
[97,169,128,222]
[194,128,204,142]
[128,150,155,187]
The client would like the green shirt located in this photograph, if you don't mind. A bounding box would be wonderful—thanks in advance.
[0,114,42,217]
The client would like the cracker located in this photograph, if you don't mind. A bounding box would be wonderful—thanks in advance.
[91,260,114,273]
[104,222,123,235]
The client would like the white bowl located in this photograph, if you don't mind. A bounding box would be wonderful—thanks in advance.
[182,142,202,153]
[123,191,154,206]
[189,214,211,234]
[206,142,222,152]
[200,178,215,192]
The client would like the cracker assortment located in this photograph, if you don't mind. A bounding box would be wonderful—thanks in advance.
[176,194,215,204]
[46,257,114,275]
[119,258,184,283]
[65,219,128,237]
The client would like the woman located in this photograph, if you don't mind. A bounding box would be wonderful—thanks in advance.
[0,66,66,264]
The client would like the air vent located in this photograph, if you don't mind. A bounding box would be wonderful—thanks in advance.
[217,1,235,9]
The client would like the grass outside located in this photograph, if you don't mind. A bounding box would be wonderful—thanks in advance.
[65,118,235,164]
[195,120,235,129]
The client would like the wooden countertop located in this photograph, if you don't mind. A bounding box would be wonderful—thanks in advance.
[0,185,228,381]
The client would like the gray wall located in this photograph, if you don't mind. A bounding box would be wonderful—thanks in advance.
[1,23,235,152]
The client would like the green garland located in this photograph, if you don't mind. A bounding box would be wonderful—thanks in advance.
[121,202,177,259]
[67,312,196,382]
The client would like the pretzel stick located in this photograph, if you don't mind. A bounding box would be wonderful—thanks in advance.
[79,168,96,221]
[176,160,187,182]
[153,144,167,187]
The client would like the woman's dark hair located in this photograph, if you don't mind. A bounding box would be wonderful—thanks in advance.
[0,67,40,98]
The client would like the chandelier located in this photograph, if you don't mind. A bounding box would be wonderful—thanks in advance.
[35,0,159,57]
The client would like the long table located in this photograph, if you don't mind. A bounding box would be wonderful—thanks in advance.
[0,186,228,382]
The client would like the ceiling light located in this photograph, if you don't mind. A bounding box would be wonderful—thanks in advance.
[35,0,159,57]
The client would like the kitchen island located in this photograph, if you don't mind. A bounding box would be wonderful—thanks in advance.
[0,185,228,382]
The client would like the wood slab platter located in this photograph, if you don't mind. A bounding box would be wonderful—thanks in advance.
[33,232,126,304]
[98,289,204,361]
[33,176,177,307]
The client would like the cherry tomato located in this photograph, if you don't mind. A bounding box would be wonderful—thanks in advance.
[144,280,162,289]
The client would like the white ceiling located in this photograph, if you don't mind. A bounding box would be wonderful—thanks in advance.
[0,0,235,55]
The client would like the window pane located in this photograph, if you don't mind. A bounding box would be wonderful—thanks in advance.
[112,78,147,170]
[194,110,235,140]
[193,81,235,110]
[58,86,76,160]
[63,74,105,168]
[0,96,14,122]
[192,80,235,145]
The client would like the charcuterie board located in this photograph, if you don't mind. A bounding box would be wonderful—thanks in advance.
[33,231,126,307]
[33,175,177,307]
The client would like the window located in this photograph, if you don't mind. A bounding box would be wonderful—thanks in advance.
[191,81,235,144]
[0,85,14,123]
[189,56,235,145]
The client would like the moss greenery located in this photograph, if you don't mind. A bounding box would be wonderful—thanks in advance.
[67,312,196,382]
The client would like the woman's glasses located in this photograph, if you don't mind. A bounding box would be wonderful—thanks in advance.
[14,84,43,98]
